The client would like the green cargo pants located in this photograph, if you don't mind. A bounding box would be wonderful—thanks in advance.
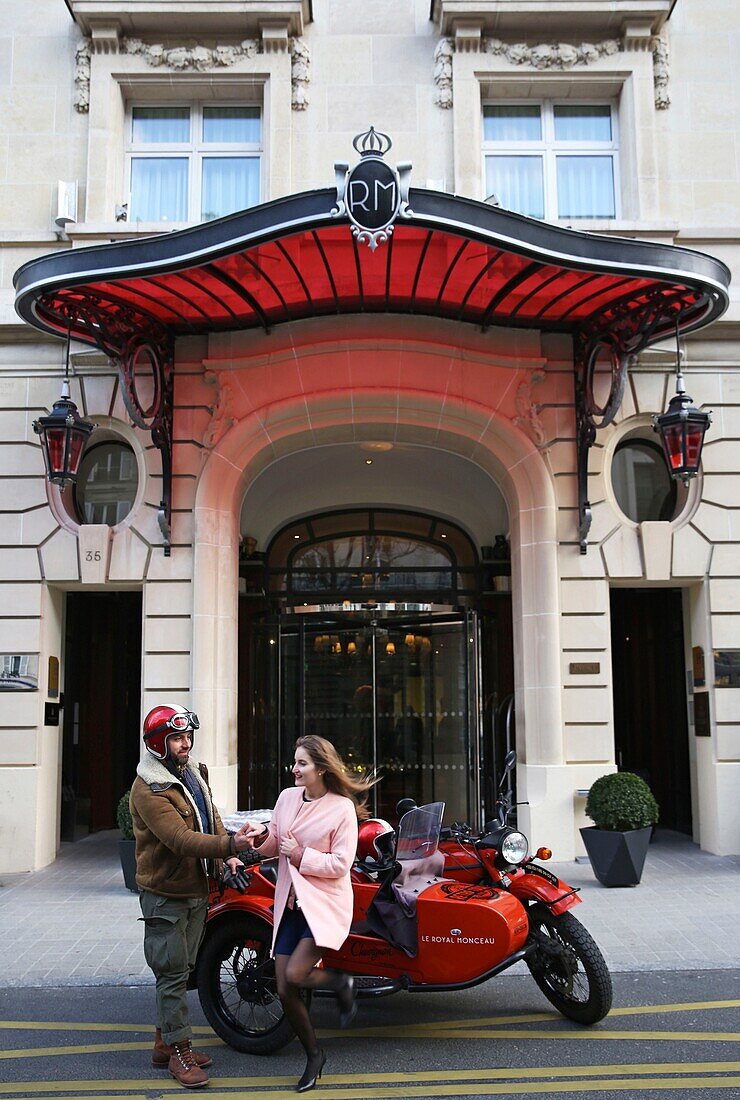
[139,890,208,1045]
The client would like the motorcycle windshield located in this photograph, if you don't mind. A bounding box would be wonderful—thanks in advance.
[395,802,445,861]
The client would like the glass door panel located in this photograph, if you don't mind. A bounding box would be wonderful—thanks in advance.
[277,612,478,825]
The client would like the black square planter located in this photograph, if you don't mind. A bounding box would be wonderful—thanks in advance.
[579,825,652,887]
[118,838,139,892]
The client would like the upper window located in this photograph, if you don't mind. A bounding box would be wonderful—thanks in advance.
[127,104,262,224]
[483,101,618,221]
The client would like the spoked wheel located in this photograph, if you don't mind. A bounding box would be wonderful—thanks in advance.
[526,904,612,1024]
[196,915,306,1053]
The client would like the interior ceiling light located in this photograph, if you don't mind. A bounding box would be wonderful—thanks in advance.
[364,458,373,465]
[359,442,394,452]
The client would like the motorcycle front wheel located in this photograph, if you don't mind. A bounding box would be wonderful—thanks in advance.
[526,904,612,1025]
[196,914,305,1054]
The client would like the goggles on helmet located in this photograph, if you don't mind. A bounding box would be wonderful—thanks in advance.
[144,710,200,742]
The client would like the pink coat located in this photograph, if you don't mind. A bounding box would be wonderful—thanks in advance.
[258,786,359,952]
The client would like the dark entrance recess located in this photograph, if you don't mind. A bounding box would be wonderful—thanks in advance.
[237,510,514,826]
[610,588,691,835]
[61,592,142,839]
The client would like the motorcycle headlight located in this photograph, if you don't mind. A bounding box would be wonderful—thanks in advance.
[500,831,529,865]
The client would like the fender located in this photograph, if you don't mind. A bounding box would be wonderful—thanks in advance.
[206,890,275,928]
[507,864,582,916]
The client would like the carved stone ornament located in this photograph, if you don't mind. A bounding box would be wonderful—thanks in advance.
[433,38,453,109]
[651,34,670,109]
[289,38,310,110]
[121,37,259,70]
[74,35,310,112]
[513,370,548,451]
[74,40,91,112]
[483,37,621,68]
[202,371,236,451]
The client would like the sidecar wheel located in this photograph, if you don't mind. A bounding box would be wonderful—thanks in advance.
[526,906,612,1025]
[196,915,304,1054]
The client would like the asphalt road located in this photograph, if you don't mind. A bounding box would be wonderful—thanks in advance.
[0,969,738,1099]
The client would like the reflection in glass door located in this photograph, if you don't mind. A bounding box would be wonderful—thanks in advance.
[278,613,479,824]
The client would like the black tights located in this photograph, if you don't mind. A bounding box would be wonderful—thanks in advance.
[274,938,345,1055]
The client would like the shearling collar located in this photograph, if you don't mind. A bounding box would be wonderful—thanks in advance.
[137,752,204,789]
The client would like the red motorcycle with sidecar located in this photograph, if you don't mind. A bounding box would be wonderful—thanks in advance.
[194,751,612,1052]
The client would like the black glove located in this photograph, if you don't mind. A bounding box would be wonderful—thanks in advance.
[222,862,250,893]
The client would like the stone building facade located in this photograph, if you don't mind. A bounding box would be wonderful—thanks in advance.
[1,0,737,873]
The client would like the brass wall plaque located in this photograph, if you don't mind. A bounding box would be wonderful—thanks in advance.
[48,656,59,699]
[569,662,600,675]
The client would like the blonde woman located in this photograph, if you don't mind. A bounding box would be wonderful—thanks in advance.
[244,736,375,1093]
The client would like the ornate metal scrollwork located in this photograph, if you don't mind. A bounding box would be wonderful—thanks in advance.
[573,285,709,553]
[42,293,174,555]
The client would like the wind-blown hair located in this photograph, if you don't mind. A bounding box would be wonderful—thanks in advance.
[295,735,378,820]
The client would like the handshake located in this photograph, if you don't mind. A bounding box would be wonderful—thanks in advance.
[231,820,269,854]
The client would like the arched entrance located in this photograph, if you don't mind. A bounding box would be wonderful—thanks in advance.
[238,507,514,824]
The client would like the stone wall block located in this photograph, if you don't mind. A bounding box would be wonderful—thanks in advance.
[701,440,739,474]
[143,653,191,693]
[710,544,740,576]
[563,686,611,725]
[640,521,672,580]
[0,730,37,766]
[146,546,194,582]
[558,545,606,579]
[560,578,608,615]
[0,618,40,651]
[709,577,740,614]
[1,478,48,510]
[715,725,740,762]
[81,375,116,417]
[565,725,613,763]
[692,502,732,542]
[561,614,610,651]
[144,617,192,653]
[702,475,740,508]
[601,525,643,577]
[40,528,79,581]
[712,615,740,649]
[78,524,111,584]
[0,547,41,582]
[672,524,712,577]
[144,581,192,618]
[714,690,740,724]
[0,583,41,617]
[631,372,667,415]
[0,691,38,728]
[0,443,44,476]
[108,527,149,581]
[20,508,58,547]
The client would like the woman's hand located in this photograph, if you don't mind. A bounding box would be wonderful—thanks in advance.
[279,831,299,858]
[233,821,266,851]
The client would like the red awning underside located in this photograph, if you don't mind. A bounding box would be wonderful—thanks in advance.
[37,223,702,342]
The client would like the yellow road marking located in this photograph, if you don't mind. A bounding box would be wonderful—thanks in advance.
[0,1039,223,1061]
[349,1029,740,1042]
[3,1076,739,1100]
[0,1061,738,1093]
[1,997,738,1039]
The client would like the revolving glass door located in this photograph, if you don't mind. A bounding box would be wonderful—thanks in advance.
[278,612,479,823]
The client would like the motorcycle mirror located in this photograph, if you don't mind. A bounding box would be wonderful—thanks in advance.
[396,798,417,817]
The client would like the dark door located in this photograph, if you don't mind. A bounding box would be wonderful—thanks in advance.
[610,588,691,834]
[62,592,142,837]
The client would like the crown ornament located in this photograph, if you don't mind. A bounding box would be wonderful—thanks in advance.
[352,126,393,158]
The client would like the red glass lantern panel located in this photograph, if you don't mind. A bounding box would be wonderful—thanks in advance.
[662,423,685,471]
[45,426,68,476]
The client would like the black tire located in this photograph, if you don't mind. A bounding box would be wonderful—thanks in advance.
[526,905,612,1025]
[196,915,303,1054]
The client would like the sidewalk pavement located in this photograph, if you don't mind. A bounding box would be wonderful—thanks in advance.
[0,829,737,988]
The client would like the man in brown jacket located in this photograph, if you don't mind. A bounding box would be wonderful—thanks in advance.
[130,703,253,1089]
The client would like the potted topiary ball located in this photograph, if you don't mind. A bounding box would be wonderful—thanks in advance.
[117,790,138,892]
[581,772,659,887]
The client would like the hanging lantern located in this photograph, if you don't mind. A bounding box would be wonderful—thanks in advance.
[33,377,95,486]
[652,327,711,486]
[386,641,396,656]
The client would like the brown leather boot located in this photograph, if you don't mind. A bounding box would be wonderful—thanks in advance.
[168,1039,210,1089]
[152,1029,212,1069]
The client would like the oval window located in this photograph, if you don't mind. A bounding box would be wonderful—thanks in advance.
[74,441,139,526]
[611,438,683,523]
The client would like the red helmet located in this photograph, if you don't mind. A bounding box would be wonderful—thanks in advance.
[357,818,394,863]
[143,703,200,760]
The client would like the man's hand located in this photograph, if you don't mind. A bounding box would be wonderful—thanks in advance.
[232,821,265,851]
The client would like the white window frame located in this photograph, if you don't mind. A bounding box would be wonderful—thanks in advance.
[481,99,620,222]
[125,102,263,225]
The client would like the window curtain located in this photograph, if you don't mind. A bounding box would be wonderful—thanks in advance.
[201,157,260,220]
[130,158,188,222]
[557,156,615,218]
[486,155,544,218]
[483,105,541,142]
[203,107,260,144]
[132,108,189,143]
[554,106,611,142]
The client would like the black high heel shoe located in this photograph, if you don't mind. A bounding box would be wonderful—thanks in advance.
[336,974,357,1028]
[296,1048,326,1093]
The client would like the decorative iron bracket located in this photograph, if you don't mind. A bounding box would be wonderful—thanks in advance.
[116,332,175,556]
[573,285,705,552]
